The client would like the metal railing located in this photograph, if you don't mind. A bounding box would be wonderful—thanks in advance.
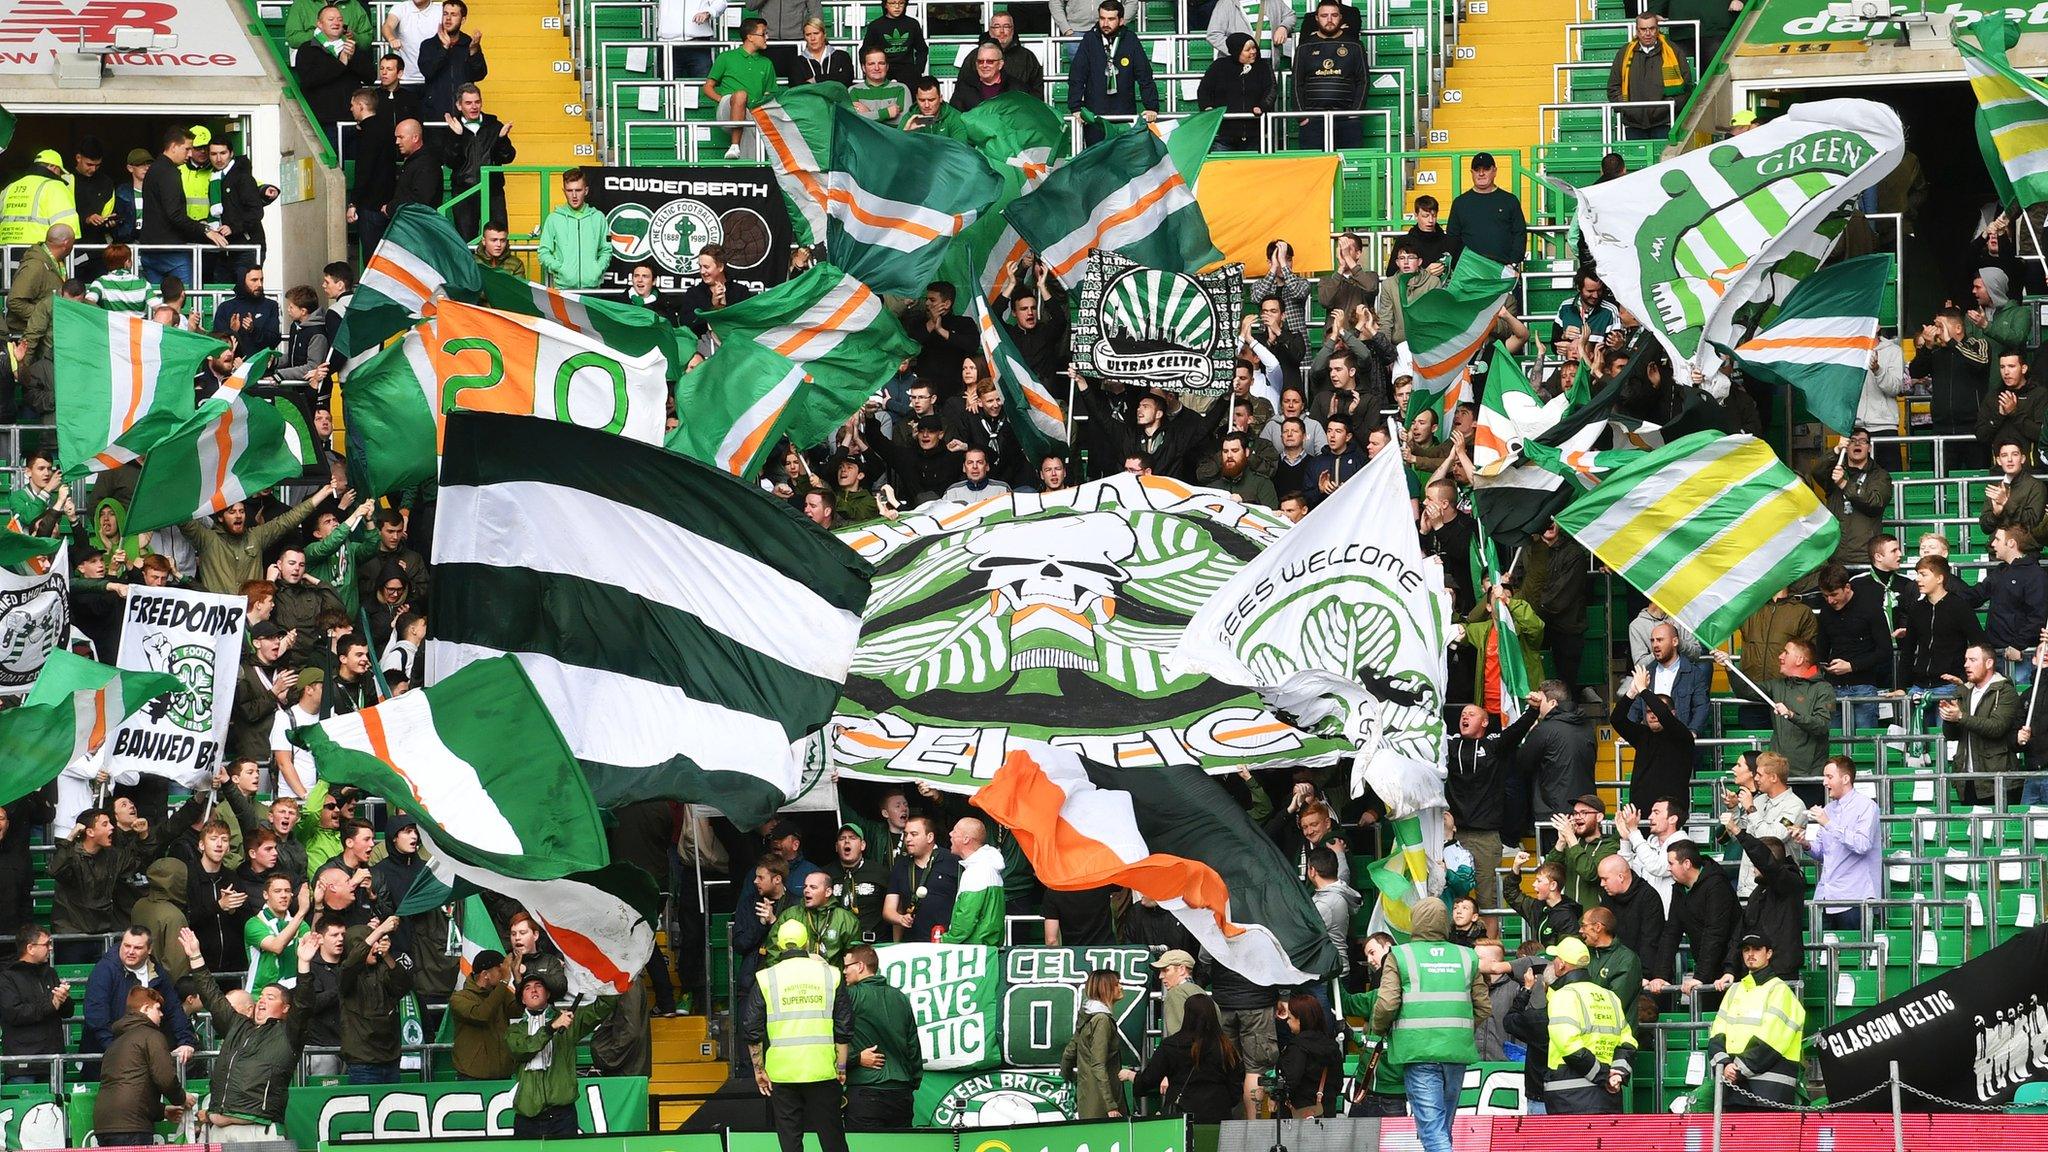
[1539,99,1680,148]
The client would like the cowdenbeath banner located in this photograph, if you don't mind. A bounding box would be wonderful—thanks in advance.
[582,165,793,295]
[829,476,1350,793]
[0,544,68,696]
[107,585,246,783]
[1575,98,1902,397]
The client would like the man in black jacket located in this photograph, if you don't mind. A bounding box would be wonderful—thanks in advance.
[347,89,398,257]
[389,118,444,214]
[871,414,962,503]
[1596,854,1667,981]
[1649,840,1737,1002]
[440,83,514,241]
[1446,704,1521,915]
[0,795,52,936]
[298,917,347,1076]
[141,126,225,287]
[1004,291,1068,384]
[908,282,977,383]
[292,6,374,147]
[0,927,73,1080]
[1816,563,1890,730]
[416,0,488,118]
[1074,383,1226,482]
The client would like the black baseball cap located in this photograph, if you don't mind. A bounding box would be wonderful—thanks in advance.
[1471,151,1497,170]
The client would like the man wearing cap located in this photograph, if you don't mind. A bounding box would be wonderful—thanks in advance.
[1446,152,1527,268]
[506,970,615,1136]
[841,944,920,1130]
[0,150,77,245]
[1152,949,1204,1037]
[746,920,854,1152]
[268,667,325,799]
[1810,427,1890,566]
[1535,936,1634,1114]
[1369,897,1488,1152]
[449,949,516,1079]
[774,873,860,964]
[1538,796,1618,911]
[828,823,888,940]
[1706,934,1804,1109]
[1728,108,1756,135]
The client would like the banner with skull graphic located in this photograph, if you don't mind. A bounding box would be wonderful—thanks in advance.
[830,475,1351,792]
[108,585,247,784]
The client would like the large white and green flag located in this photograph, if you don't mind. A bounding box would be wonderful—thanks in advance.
[1961,13,2048,210]
[54,299,222,478]
[755,88,1004,296]
[1576,98,1902,397]
[667,338,810,480]
[973,297,1065,461]
[126,356,304,535]
[1003,112,1222,290]
[704,263,919,448]
[1404,252,1517,431]
[334,206,484,369]
[1731,252,1887,436]
[291,655,607,879]
[1554,431,1838,649]
[1,650,181,806]
[427,411,873,827]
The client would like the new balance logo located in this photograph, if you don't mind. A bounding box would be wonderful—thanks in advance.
[0,1,177,43]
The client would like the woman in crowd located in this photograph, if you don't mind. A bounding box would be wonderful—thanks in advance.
[1061,968,1125,1118]
[1276,993,1344,1118]
[1120,992,1241,1121]
[1196,33,1272,152]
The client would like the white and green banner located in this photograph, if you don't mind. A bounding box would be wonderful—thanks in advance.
[107,585,247,784]
[1575,98,1902,397]
[283,1075,648,1145]
[1068,248,1242,396]
[829,475,1349,793]
[877,942,1002,1071]
[0,542,67,696]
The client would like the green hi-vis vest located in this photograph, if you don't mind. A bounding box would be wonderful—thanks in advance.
[1712,974,1805,1069]
[1386,940,1480,1066]
[757,955,840,1084]
[1545,979,1635,1078]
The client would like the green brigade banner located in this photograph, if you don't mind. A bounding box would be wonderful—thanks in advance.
[830,476,1349,793]
[1001,947,1152,1068]
[730,1132,957,1152]
[879,942,1003,1070]
[583,166,793,296]
[1069,250,1241,396]
[721,1121,1182,1152]
[284,1076,649,1145]
[915,1069,1078,1126]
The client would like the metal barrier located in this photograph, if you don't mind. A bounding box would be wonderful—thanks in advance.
[1539,99,1679,148]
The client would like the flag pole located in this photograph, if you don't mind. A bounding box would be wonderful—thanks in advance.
[2024,641,2046,734]
[1715,643,1777,705]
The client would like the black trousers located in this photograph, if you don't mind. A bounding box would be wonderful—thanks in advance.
[844,1084,912,1130]
[771,1079,849,1152]
[511,1104,577,1138]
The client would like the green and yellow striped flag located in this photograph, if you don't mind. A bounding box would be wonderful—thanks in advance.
[1961,13,2048,209]
[1366,814,1429,939]
[1553,431,1838,650]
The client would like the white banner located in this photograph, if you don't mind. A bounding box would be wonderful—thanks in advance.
[1574,98,1903,397]
[0,0,267,75]
[110,585,245,782]
[0,543,67,697]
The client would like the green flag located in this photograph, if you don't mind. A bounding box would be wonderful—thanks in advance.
[1003,119,1220,290]
[1404,252,1516,430]
[478,265,682,379]
[334,206,483,369]
[1467,522,1531,725]
[288,656,608,880]
[1961,13,2042,209]
[1731,253,1888,436]
[666,338,810,480]
[53,299,221,478]
[126,356,304,535]
[946,93,1071,309]
[3,651,182,807]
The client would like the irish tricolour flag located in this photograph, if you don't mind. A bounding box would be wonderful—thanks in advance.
[0,650,181,806]
[1404,251,1517,432]
[53,298,222,478]
[1731,252,1887,436]
[290,655,608,880]
[125,353,305,536]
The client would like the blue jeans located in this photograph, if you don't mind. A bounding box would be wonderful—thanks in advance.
[1402,1061,1463,1152]
[1833,683,1879,732]
[2020,774,2048,806]
[141,248,192,287]
[1822,906,1864,932]
[1997,654,2035,691]
[345,1061,398,1084]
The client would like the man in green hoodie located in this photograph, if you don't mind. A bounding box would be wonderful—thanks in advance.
[506,972,615,1136]
[537,168,605,290]
[840,944,920,1129]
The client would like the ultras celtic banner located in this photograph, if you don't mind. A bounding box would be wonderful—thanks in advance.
[1070,249,1241,396]
[285,1076,649,1144]
[583,166,792,296]
[831,476,1349,793]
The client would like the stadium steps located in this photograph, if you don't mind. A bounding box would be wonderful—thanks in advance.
[1409,0,1576,213]
[467,0,596,236]
[650,1014,721,1128]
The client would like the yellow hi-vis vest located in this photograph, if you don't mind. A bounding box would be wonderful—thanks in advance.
[180,163,211,221]
[1546,980,1636,1080]
[1712,974,1805,1068]
[0,173,76,244]
[757,955,840,1084]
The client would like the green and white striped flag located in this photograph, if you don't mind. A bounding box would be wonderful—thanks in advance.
[667,338,810,480]
[973,297,1065,461]
[1,650,181,806]
[755,90,1004,296]
[1469,345,1564,476]
[1732,253,1887,436]
[1553,431,1838,649]
[1003,114,1221,290]
[428,411,872,827]
[334,206,483,369]
[290,655,607,880]
[1467,523,1531,725]
[1404,252,1517,432]
[54,298,222,478]
[1962,13,2048,209]
[126,355,304,535]
[338,326,438,497]
[704,263,918,448]
[947,93,1070,310]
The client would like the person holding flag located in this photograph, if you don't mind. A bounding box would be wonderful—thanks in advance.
[507,972,616,1136]
[449,949,516,1080]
